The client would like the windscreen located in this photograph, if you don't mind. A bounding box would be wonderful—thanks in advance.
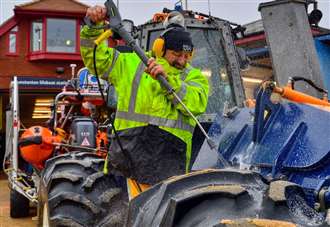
[147,28,235,115]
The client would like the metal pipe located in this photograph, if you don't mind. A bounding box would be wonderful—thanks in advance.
[12,77,19,177]
[70,64,77,79]
[53,91,105,131]
[60,105,74,129]
[52,142,105,152]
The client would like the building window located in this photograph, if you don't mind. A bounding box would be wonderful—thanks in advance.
[28,18,81,61]
[8,26,18,54]
[31,20,43,52]
[46,18,76,53]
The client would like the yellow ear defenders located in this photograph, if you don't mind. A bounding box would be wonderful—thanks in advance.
[152,27,195,61]
[152,27,175,58]
[152,38,166,58]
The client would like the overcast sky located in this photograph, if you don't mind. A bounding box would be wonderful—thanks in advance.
[0,0,329,28]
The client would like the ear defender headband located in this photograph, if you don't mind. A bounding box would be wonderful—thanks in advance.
[152,26,194,60]
[152,27,175,58]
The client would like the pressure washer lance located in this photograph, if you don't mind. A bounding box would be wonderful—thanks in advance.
[85,0,229,168]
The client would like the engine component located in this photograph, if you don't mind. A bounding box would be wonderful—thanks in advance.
[71,117,97,148]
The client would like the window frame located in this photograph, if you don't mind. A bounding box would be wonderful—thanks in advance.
[6,26,19,56]
[28,16,82,61]
[30,19,44,53]
[46,18,77,53]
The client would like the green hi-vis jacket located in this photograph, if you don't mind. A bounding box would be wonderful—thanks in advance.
[80,26,209,171]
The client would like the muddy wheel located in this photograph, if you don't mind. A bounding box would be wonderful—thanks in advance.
[10,189,30,218]
[38,152,128,227]
[127,169,301,227]
[174,187,292,226]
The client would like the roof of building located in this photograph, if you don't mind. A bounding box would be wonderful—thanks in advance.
[0,0,90,37]
[0,17,17,37]
[15,0,89,14]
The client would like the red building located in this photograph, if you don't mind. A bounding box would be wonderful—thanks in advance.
[0,0,89,131]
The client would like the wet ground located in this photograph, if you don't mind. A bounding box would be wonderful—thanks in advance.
[0,174,37,227]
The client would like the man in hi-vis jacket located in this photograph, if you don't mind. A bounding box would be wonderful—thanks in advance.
[81,5,209,198]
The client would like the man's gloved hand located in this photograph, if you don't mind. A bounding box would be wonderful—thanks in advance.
[86,5,107,23]
[146,58,168,80]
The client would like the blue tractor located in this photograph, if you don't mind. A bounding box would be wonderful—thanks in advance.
[125,1,330,227]
[126,84,330,227]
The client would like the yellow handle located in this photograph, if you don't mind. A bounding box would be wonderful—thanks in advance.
[95,30,113,46]
[103,154,109,175]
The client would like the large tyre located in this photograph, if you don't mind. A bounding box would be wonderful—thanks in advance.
[38,152,128,227]
[176,182,326,227]
[175,187,292,226]
[10,189,30,218]
[127,169,327,227]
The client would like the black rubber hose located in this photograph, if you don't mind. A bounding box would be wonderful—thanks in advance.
[291,76,328,95]
[92,44,127,162]
[93,45,106,102]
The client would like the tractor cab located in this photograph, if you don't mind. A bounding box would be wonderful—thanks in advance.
[137,9,246,121]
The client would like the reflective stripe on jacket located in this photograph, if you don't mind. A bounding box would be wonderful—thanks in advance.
[80,26,209,171]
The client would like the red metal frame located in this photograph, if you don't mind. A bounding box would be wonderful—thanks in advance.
[43,16,47,52]
[76,19,81,53]
[235,28,322,46]
[27,19,32,56]
[28,52,81,61]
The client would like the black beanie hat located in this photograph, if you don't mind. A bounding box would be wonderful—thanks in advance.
[163,27,194,52]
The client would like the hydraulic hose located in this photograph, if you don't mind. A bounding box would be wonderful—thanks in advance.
[290,76,328,95]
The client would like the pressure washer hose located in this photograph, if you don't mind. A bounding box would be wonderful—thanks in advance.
[92,43,131,175]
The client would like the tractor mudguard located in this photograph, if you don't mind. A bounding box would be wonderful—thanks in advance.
[192,108,253,171]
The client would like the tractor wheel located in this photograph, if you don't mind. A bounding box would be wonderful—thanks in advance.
[38,152,128,227]
[126,169,326,227]
[10,189,30,218]
[175,188,292,227]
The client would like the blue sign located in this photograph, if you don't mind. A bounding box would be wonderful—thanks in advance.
[78,67,106,91]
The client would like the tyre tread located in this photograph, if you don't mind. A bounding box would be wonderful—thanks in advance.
[49,191,100,214]
[40,152,127,226]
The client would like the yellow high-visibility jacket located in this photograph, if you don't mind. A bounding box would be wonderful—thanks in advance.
[80,25,209,171]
